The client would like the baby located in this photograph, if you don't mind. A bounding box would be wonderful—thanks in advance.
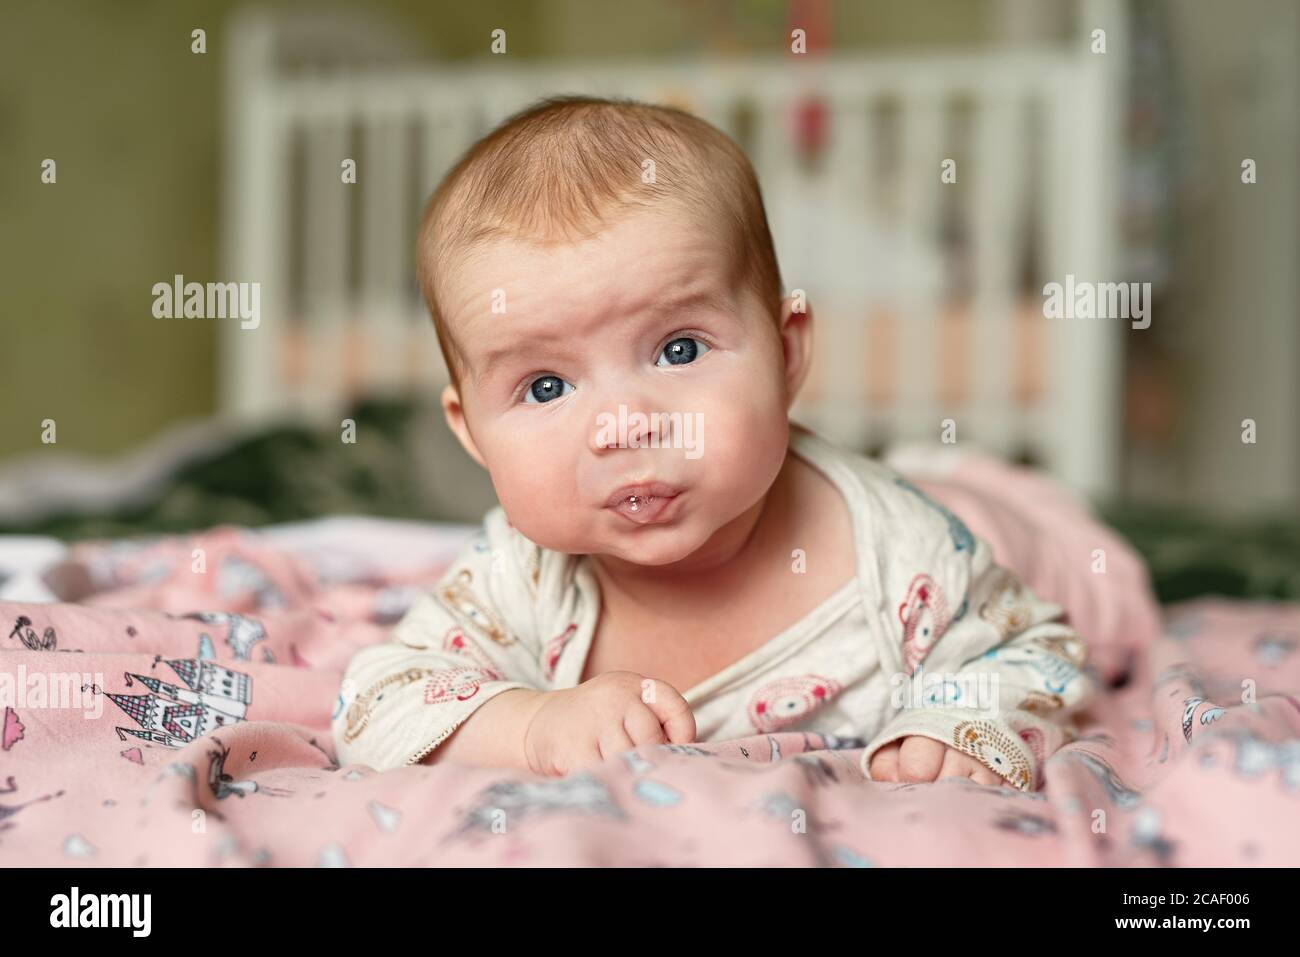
[332,96,1096,789]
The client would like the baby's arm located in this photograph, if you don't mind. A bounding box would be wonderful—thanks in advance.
[862,544,1098,791]
[331,521,550,770]
[424,674,697,775]
[422,687,546,770]
[333,523,697,773]
[331,594,536,772]
[869,736,1017,787]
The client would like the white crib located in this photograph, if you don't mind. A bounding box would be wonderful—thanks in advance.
[219,4,1126,499]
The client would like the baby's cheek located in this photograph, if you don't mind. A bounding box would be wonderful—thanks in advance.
[486,446,584,546]
[700,400,787,487]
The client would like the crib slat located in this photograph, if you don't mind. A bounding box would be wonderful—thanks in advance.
[819,98,872,446]
[360,113,408,395]
[751,94,796,192]
[221,81,287,421]
[418,107,470,203]
[360,116,404,302]
[300,116,350,418]
[412,105,477,391]
[970,93,1023,456]
[894,93,945,442]
[1046,56,1122,498]
[829,97,871,203]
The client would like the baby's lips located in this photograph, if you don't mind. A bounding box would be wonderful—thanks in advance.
[602,481,683,509]
[609,491,683,525]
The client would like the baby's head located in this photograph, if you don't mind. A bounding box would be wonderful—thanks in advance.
[418,96,813,568]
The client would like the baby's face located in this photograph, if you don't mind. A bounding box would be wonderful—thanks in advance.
[440,204,794,567]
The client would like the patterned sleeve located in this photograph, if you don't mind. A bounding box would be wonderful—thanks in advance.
[860,477,1099,791]
[331,511,547,771]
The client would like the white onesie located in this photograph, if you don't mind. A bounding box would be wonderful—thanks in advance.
[332,427,1097,789]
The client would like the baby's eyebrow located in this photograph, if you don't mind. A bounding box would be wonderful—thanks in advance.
[650,287,734,320]
[471,287,733,384]
[474,332,564,385]
[474,346,526,385]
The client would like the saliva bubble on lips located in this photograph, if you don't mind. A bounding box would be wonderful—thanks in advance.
[625,494,655,513]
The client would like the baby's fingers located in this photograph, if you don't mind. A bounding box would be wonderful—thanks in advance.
[623,705,668,747]
[897,736,947,783]
[868,740,901,781]
[640,678,697,744]
[964,762,1003,788]
[942,748,1010,788]
[597,723,636,764]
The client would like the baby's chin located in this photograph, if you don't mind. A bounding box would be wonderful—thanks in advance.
[516,518,719,568]
[591,527,715,568]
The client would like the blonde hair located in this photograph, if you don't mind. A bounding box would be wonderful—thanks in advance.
[415,95,783,386]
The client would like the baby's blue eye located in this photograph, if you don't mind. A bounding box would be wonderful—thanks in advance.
[524,375,573,404]
[657,337,710,366]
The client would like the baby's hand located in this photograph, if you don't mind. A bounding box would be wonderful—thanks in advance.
[522,671,697,777]
[868,736,1018,788]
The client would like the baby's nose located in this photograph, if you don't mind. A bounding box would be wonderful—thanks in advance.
[590,402,670,451]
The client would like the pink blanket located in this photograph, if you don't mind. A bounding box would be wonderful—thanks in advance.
[2,526,1298,867]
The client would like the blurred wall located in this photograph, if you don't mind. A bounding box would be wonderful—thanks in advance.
[0,0,539,460]
[1165,0,1299,513]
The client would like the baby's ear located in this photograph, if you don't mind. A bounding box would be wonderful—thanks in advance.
[441,384,488,469]
[778,294,814,406]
